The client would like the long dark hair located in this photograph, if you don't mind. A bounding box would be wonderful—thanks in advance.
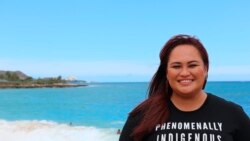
[130,34,209,141]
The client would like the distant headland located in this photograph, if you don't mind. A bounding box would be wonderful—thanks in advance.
[0,70,87,88]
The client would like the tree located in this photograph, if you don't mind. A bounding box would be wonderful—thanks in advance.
[57,75,62,81]
[5,71,20,81]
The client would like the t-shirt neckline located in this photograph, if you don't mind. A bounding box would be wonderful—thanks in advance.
[169,93,211,114]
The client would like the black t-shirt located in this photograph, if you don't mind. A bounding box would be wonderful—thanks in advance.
[119,93,250,141]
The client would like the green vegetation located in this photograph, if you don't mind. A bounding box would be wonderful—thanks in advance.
[35,76,66,85]
[0,71,66,85]
[0,71,20,81]
[0,70,87,88]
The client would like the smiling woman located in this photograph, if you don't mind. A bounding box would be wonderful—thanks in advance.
[119,34,250,141]
[167,45,208,98]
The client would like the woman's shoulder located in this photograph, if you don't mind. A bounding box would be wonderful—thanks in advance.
[205,93,250,126]
[128,109,144,121]
[207,93,246,114]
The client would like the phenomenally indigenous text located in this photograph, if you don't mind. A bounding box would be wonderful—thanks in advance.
[155,122,223,141]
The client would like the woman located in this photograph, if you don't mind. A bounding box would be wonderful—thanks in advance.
[119,34,250,141]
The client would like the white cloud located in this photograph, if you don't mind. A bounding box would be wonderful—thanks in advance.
[210,65,250,75]
[208,65,250,81]
[0,59,158,80]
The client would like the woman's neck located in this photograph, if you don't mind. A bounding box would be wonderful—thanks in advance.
[170,91,207,112]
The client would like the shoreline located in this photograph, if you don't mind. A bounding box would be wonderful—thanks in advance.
[0,83,87,88]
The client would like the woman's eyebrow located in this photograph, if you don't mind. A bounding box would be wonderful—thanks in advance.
[188,60,200,64]
[169,60,200,65]
[169,62,181,65]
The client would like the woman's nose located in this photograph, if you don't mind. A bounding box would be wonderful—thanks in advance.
[179,68,190,76]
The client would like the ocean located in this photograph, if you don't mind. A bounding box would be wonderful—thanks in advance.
[0,82,249,141]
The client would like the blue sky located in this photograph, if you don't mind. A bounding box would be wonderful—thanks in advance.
[0,0,250,82]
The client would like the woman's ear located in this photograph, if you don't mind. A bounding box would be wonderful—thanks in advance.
[165,71,168,80]
[204,66,208,79]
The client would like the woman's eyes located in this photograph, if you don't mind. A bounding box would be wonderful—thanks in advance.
[171,66,181,69]
[189,64,198,68]
[171,64,198,69]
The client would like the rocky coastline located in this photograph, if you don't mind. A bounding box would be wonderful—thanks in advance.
[0,70,88,89]
[0,82,87,88]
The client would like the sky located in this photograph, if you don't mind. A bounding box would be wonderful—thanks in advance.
[0,0,250,82]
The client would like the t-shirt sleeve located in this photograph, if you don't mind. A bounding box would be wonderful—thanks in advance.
[119,113,142,141]
[234,106,250,140]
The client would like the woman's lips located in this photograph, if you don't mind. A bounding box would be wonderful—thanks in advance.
[178,79,193,85]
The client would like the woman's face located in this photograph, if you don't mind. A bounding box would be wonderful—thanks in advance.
[166,44,208,98]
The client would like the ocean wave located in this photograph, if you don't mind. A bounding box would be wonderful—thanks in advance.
[0,119,119,141]
[110,120,125,125]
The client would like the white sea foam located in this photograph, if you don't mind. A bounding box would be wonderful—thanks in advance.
[0,119,120,141]
[110,120,125,125]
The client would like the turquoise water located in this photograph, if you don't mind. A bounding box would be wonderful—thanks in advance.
[0,82,249,129]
